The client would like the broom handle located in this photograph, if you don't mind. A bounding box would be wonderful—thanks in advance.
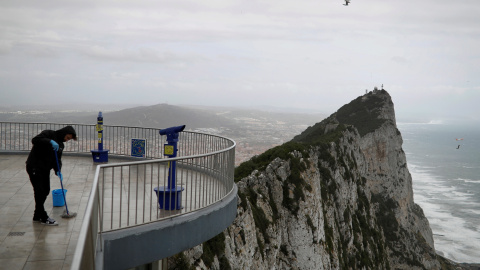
[54,149,70,214]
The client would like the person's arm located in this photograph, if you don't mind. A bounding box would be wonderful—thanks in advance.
[55,150,63,175]
[32,130,58,150]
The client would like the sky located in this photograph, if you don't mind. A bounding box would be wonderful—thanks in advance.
[1,0,479,123]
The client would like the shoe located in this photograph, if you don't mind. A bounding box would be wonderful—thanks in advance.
[40,217,58,226]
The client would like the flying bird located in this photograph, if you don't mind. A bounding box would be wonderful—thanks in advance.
[455,138,463,149]
[344,0,350,6]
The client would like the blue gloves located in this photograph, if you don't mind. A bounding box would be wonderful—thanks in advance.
[56,171,63,181]
[50,140,59,151]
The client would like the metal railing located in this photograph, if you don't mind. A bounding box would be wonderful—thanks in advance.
[0,122,233,158]
[96,142,235,232]
[0,122,236,269]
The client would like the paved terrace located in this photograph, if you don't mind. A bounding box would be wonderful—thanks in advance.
[0,123,237,269]
[0,154,101,270]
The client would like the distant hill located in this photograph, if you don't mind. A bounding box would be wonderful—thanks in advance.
[0,103,325,131]
[87,104,235,129]
[0,104,236,129]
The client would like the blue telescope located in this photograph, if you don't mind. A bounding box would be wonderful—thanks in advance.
[159,125,185,136]
[154,125,186,210]
[159,125,185,143]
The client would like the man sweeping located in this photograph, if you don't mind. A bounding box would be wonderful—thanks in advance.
[26,126,77,225]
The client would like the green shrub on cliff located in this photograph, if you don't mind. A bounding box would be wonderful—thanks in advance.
[201,232,231,269]
[234,141,307,182]
[335,90,391,136]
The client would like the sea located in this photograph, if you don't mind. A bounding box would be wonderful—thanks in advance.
[397,121,480,263]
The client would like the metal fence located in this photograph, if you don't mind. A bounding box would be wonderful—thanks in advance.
[97,143,235,232]
[0,122,236,269]
[0,122,233,158]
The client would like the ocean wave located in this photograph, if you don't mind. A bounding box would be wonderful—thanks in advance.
[410,164,480,263]
[427,120,444,125]
[397,121,445,125]
[462,166,480,169]
[417,198,480,263]
[455,178,480,184]
[465,209,480,215]
[399,123,480,263]
[450,190,474,198]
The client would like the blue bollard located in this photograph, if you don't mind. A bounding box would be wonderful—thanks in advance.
[91,111,109,163]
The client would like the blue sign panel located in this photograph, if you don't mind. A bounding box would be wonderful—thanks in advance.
[131,139,146,158]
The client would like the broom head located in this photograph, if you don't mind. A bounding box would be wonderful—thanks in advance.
[61,210,77,218]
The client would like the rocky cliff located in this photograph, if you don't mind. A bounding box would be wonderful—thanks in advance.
[173,90,464,270]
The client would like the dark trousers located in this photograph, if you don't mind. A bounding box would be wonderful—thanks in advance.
[26,166,51,220]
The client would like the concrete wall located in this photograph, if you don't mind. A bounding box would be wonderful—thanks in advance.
[98,185,238,270]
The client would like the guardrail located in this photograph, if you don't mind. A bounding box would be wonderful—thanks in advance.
[0,122,233,158]
[96,141,235,232]
[0,122,236,269]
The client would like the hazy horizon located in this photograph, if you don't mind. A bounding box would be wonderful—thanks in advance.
[1,100,476,126]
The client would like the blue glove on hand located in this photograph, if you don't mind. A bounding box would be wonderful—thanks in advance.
[56,171,63,181]
[50,140,59,151]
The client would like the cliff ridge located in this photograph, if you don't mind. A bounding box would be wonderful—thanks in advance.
[176,90,465,270]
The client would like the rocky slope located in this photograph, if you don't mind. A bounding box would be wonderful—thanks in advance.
[173,90,466,270]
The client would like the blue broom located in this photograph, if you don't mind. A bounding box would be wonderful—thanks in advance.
[54,149,77,218]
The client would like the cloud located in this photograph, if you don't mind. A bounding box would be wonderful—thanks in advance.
[391,56,408,65]
[0,0,479,122]
[32,70,63,78]
[110,72,140,80]
[0,41,13,54]
[82,46,187,63]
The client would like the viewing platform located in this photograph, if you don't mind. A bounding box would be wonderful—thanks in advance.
[0,122,237,269]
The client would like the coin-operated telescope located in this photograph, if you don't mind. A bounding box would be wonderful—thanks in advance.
[159,125,185,142]
[154,125,186,210]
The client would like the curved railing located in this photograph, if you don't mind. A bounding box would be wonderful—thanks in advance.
[0,122,236,269]
[0,122,232,158]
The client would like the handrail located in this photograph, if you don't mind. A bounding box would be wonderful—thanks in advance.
[95,142,235,232]
[0,121,236,269]
[0,121,232,158]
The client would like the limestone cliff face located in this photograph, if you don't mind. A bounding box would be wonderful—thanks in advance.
[176,90,459,270]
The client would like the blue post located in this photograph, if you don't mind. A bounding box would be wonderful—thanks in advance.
[91,111,109,163]
[154,125,185,210]
[97,112,104,150]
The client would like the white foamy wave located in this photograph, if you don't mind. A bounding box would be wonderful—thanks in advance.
[465,209,480,215]
[454,177,480,184]
[463,179,480,184]
[410,166,480,263]
[401,123,480,263]
[450,190,474,199]
[398,121,444,125]
[427,120,444,125]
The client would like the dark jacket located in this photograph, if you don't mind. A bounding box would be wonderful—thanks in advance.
[26,126,76,173]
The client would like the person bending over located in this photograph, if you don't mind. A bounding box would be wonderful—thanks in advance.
[26,126,77,225]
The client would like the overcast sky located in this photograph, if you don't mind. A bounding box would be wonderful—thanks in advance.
[1,0,479,123]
